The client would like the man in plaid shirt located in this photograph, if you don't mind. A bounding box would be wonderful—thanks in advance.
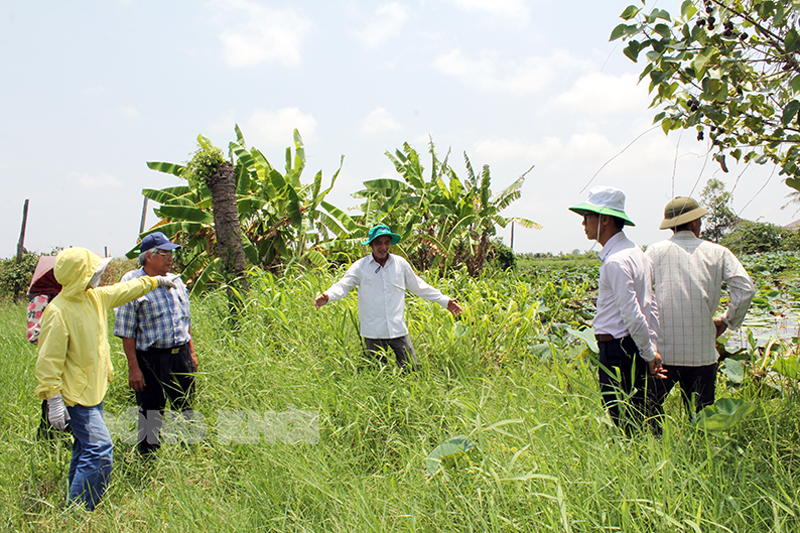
[114,232,197,455]
[645,197,754,427]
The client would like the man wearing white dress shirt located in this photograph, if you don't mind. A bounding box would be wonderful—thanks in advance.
[645,197,754,423]
[314,224,462,370]
[570,186,665,435]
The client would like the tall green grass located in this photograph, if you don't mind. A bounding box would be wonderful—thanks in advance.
[1,267,799,532]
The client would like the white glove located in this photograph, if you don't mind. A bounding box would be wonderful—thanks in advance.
[155,276,177,289]
[47,394,70,431]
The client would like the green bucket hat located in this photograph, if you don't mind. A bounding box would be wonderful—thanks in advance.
[568,186,635,226]
[362,224,401,245]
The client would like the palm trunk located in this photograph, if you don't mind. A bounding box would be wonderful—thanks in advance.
[206,161,249,294]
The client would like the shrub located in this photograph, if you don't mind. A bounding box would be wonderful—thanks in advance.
[0,252,40,301]
[719,219,784,255]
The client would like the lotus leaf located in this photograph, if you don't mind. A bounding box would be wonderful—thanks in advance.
[693,398,757,432]
[425,435,477,476]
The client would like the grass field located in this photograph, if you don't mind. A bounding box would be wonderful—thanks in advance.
[1,265,799,532]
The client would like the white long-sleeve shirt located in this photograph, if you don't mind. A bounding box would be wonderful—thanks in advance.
[325,253,451,339]
[595,231,659,362]
[645,231,755,366]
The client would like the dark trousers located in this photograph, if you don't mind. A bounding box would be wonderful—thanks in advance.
[598,336,652,436]
[135,344,195,454]
[364,336,418,371]
[649,363,717,429]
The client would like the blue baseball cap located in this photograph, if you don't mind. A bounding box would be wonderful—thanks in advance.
[140,231,182,253]
[361,224,401,245]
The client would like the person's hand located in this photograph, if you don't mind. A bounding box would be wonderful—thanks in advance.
[128,367,146,392]
[155,276,176,289]
[190,350,199,372]
[46,394,70,431]
[314,293,329,309]
[648,352,668,380]
[713,317,728,338]
[447,298,463,316]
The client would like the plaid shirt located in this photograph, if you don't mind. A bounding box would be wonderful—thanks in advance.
[645,231,755,366]
[113,268,192,351]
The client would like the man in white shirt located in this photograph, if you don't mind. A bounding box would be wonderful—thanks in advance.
[314,224,462,370]
[645,197,754,423]
[570,186,665,435]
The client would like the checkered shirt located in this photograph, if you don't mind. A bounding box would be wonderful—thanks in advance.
[113,268,192,351]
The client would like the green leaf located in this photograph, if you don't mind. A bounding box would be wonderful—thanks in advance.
[786,28,800,53]
[721,358,744,383]
[654,23,670,38]
[146,161,186,178]
[785,177,800,192]
[157,205,213,224]
[624,40,642,62]
[782,100,800,126]
[610,23,634,41]
[619,5,641,20]
[791,75,800,94]
[693,398,757,432]
[566,326,598,354]
[425,435,477,476]
[772,354,800,379]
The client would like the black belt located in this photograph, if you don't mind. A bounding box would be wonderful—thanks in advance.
[143,343,187,355]
[595,334,631,343]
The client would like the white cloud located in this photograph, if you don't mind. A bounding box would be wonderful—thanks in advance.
[433,48,587,95]
[446,0,529,22]
[360,107,402,134]
[118,106,140,119]
[355,2,410,47]
[209,0,313,67]
[552,72,651,116]
[81,86,106,96]
[67,172,123,190]
[239,107,318,146]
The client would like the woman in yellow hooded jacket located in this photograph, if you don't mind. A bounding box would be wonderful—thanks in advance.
[35,247,174,511]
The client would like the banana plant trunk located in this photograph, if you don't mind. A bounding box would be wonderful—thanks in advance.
[206,161,249,294]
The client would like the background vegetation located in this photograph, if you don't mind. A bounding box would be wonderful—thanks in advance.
[3,257,800,531]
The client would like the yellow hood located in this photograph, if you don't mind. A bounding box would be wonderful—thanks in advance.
[54,247,101,300]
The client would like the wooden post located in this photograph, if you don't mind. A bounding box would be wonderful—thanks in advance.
[104,246,108,258]
[16,199,29,262]
[139,197,148,234]
[510,221,515,251]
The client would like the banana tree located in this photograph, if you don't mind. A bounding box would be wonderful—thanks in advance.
[354,140,540,276]
[133,127,357,293]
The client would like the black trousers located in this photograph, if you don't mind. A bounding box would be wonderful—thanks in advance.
[364,336,418,371]
[135,344,195,454]
[597,336,652,436]
[648,363,717,426]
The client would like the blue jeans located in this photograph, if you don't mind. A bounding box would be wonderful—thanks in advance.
[66,402,113,511]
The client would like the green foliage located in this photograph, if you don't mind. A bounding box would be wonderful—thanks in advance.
[0,252,40,301]
[487,238,516,271]
[720,219,785,254]
[5,266,800,531]
[184,137,226,188]
[612,0,800,190]
[700,178,738,242]
[355,140,539,276]
[142,127,354,293]
[693,398,758,432]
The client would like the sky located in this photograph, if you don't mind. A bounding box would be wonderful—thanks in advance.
[2,0,796,259]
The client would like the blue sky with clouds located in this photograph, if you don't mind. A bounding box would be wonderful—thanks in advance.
[2,0,794,258]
